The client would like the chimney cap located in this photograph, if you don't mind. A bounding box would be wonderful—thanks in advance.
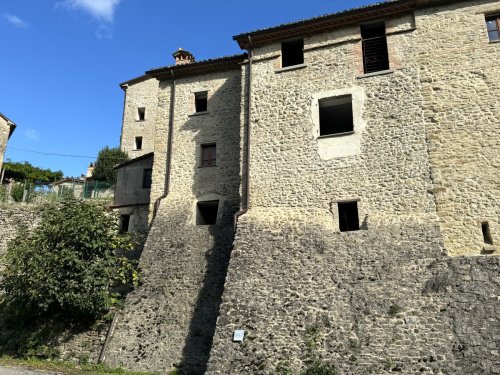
[172,48,195,65]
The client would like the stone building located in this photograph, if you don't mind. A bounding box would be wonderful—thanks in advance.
[106,0,499,374]
[0,113,16,172]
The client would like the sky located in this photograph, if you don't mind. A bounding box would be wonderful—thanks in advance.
[2,0,377,177]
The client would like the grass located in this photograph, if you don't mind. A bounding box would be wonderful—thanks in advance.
[0,356,160,375]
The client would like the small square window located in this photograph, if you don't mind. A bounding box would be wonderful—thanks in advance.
[120,214,130,233]
[137,107,146,121]
[142,168,152,189]
[338,201,360,232]
[361,22,389,74]
[281,39,304,68]
[319,96,353,136]
[196,200,219,225]
[486,16,500,42]
[200,143,216,167]
[195,92,208,113]
[135,136,143,150]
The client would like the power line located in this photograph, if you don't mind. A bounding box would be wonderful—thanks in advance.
[6,146,96,159]
[6,146,128,161]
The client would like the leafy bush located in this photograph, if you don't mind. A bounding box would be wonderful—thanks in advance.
[0,185,8,203]
[1,196,138,320]
[10,183,24,202]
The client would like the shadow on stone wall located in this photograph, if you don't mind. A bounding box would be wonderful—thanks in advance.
[178,74,242,374]
[178,223,235,375]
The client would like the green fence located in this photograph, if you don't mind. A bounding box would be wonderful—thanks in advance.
[0,180,114,204]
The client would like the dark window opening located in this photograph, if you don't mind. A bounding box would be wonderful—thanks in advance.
[361,22,389,74]
[195,92,208,112]
[486,16,500,42]
[135,136,143,150]
[142,168,152,189]
[482,222,494,244]
[338,201,360,232]
[138,107,145,121]
[281,39,304,68]
[197,200,219,225]
[120,214,130,233]
[319,96,353,136]
[200,143,216,167]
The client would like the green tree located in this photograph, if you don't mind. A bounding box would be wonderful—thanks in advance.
[1,196,138,320]
[91,146,129,184]
[2,160,63,183]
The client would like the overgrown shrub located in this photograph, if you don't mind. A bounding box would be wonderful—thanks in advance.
[0,185,8,203]
[1,196,138,320]
[10,183,24,202]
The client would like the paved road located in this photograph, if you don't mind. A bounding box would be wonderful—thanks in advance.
[0,367,61,375]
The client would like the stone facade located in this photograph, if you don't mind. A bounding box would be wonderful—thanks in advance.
[105,64,243,374]
[416,0,500,256]
[119,77,159,158]
[0,113,16,171]
[107,0,499,374]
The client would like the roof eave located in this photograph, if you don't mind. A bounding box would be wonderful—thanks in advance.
[233,0,416,49]
[114,152,154,170]
[118,74,151,90]
[8,124,16,139]
[146,54,247,81]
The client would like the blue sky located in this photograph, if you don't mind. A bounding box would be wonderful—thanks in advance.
[2,0,376,177]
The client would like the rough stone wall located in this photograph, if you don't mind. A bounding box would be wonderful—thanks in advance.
[0,117,10,170]
[105,68,242,374]
[208,212,499,374]
[120,77,159,157]
[245,14,433,225]
[416,0,500,255]
[208,1,500,374]
[0,205,39,264]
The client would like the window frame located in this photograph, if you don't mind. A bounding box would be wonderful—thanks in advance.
[194,91,208,113]
[360,22,390,74]
[134,136,143,150]
[137,107,146,121]
[318,95,354,138]
[120,214,131,233]
[142,168,152,189]
[200,143,216,167]
[196,200,220,225]
[281,38,305,68]
[337,201,360,232]
[486,15,500,42]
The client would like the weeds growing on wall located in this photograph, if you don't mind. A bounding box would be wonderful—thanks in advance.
[0,196,139,358]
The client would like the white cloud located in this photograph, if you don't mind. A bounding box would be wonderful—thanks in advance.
[23,129,38,141]
[3,13,29,28]
[58,0,121,23]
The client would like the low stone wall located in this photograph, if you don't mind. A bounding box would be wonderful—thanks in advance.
[0,204,109,364]
[0,204,40,262]
[207,209,499,374]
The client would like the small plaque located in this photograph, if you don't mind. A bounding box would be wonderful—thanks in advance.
[233,329,245,342]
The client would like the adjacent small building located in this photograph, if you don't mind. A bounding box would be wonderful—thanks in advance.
[112,152,153,234]
[0,113,16,172]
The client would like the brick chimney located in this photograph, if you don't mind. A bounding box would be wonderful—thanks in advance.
[173,48,195,65]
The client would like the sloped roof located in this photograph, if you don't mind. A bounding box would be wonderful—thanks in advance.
[114,152,154,170]
[146,53,247,80]
[0,112,17,138]
[232,0,459,49]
